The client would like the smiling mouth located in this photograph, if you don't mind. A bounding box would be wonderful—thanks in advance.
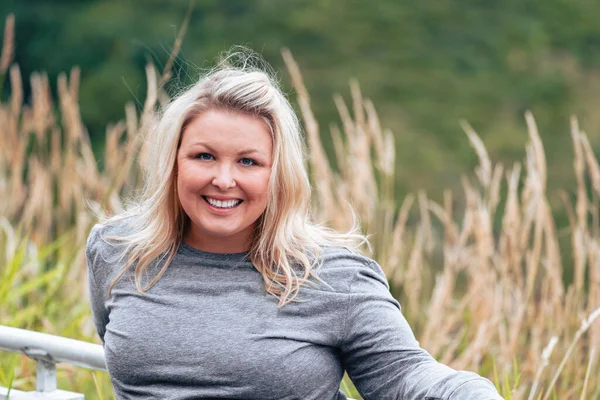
[202,196,243,209]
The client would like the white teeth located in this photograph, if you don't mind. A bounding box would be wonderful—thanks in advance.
[205,197,241,209]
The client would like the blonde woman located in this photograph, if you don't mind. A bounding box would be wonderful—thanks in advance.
[86,54,503,400]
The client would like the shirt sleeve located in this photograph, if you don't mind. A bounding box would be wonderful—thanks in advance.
[339,260,503,400]
[86,224,110,344]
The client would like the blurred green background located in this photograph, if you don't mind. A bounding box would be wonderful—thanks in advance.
[2,0,600,200]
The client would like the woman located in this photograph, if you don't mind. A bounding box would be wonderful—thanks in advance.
[87,55,503,399]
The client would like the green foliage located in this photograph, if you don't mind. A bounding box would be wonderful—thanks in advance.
[3,0,600,198]
[493,357,522,399]
[0,223,114,398]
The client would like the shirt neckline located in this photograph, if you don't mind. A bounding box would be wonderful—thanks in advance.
[179,242,251,263]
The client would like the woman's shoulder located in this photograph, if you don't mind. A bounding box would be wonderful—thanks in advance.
[312,246,388,294]
[86,218,134,274]
[87,217,132,247]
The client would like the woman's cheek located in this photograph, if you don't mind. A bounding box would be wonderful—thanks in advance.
[182,165,209,190]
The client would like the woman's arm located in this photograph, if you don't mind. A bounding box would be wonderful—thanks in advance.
[339,260,503,400]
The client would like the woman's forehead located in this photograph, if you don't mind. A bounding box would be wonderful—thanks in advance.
[179,109,273,155]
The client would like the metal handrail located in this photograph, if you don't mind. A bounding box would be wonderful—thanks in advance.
[0,325,106,371]
[0,325,106,399]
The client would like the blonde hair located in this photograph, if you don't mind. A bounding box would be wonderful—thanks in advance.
[104,52,366,305]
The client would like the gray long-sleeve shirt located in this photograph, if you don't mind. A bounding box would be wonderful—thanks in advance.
[86,222,503,399]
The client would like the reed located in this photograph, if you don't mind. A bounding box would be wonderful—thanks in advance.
[1,13,599,399]
[284,47,600,400]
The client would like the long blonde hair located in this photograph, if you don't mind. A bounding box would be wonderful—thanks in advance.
[104,53,366,305]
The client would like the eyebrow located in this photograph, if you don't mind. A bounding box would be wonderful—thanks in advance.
[187,142,266,157]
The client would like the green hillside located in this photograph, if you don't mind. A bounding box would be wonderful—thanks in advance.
[2,0,600,197]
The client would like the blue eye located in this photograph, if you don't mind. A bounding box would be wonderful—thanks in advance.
[195,153,213,161]
[240,157,256,166]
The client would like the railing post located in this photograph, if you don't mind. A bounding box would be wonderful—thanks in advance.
[36,359,57,392]
[24,348,58,392]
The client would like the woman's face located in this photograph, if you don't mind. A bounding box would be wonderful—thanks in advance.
[176,108,273,253]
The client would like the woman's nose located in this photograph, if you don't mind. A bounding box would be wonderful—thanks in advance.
[212,164,236,191]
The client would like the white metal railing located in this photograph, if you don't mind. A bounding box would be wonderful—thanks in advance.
[0,325,106,399]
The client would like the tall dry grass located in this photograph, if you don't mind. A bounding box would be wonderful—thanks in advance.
[283,49,600,399]
[1,13,599,399]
